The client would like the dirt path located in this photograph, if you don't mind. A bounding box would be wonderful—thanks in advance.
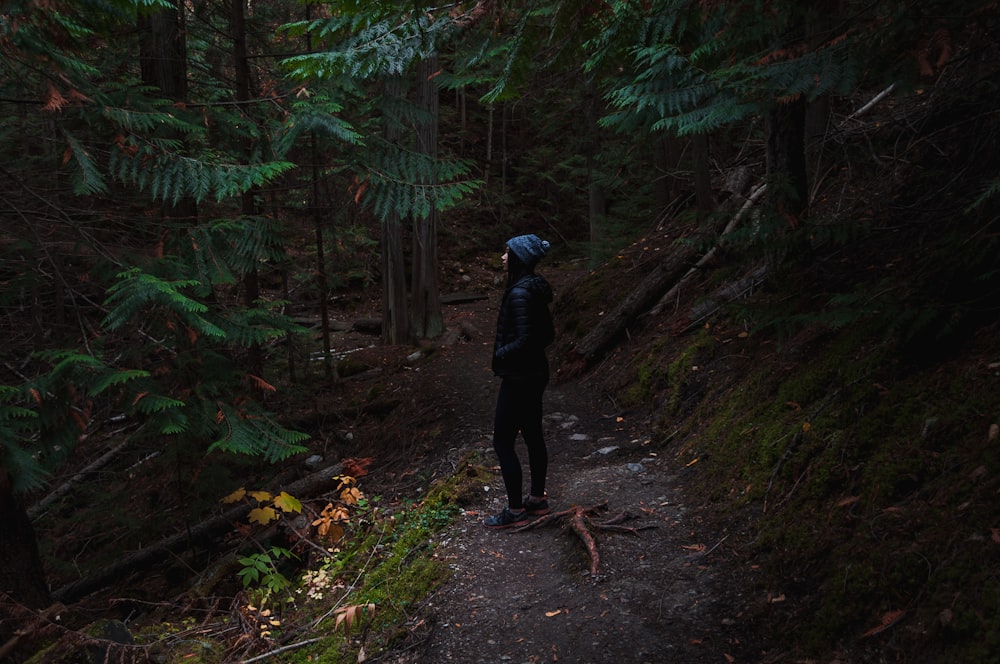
[391,292,758,663]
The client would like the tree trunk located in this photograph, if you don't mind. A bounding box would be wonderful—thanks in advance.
[411,55,444,339]
[312,133,334,379]
[139,0,196,225]
[381,75,410,345]
[231,0,264,375]
[766,97,808,224]
[692,131,713,213]
[586,80,607,266]
[138,2,187,102]
[652,132,685,220]
[0,470,51,644]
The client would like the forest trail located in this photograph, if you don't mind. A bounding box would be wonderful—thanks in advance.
[388,287,758,663]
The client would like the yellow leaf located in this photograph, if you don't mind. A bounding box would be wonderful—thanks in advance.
[545,610,562,617]
[802,421,811,432]
[248,506,277,525]
[249,490,272,503]
[273,491,302,513]
[222,488,246,504]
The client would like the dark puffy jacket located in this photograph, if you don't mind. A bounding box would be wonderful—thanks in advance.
[492,274,555,378]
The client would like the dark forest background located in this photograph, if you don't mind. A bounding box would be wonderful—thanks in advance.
[1,1,998,662]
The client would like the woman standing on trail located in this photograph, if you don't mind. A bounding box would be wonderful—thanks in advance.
[484,234,556,528]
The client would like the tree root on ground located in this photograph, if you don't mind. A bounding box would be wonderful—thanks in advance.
[513,501,657,576]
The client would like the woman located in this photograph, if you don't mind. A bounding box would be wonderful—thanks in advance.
[484,234,555,528]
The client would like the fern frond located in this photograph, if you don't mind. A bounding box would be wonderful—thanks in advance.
[109,147,295,204]
[274,105,363,157]
[63,131,109,195]
[210,402,309,463]
[103,268,226,337]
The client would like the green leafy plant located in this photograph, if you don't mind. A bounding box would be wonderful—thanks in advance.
[237,546,297,593]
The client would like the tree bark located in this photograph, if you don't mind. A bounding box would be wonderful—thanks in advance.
[692,131,713,213]
[231,0,264,376]
[411,54,444,339]
[766,96,808,225]
[381,75,410,345]
[0,469,51,644]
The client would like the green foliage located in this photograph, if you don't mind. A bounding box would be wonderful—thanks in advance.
[103,268,222,334]
[360,140,480,220]
[238,546,297,593]
[281,4,481,224]
[594,1,868,136]
[0,386,43,492]
[210,402,309,462]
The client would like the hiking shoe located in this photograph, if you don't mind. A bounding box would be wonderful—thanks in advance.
[484,507,530,528]
[523,495,550,515]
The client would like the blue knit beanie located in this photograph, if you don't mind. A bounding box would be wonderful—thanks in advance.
[507,234,550,269]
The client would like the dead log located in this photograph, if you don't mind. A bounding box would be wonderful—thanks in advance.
[51,462,343,604]
[567,244,706,370]
[440,291,488,305]
[568,177,764,372]
[648,184,768,318]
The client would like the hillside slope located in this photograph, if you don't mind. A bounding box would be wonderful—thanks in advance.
[548,38,1000,662]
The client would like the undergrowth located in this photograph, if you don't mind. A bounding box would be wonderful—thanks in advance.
[641,308,1000,661]
[29,452,492,664]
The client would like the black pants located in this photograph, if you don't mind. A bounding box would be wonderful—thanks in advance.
[492,375,548,509]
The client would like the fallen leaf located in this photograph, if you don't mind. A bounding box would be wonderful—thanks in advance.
[248,506,277,525]
[683,543,706,552]
[862,609,905,637]
[768,593,786,603]
[545,609,562,617]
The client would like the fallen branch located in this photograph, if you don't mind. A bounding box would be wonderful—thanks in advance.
[29,434,135,521]
[649,183,768,318]
[52,462,343,604]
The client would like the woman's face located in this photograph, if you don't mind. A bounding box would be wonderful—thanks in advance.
[501,247,509,269]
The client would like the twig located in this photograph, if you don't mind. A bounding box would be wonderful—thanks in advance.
[702,534,730,557]
[846,83,896,121]
[239,637,323,663]
[29,434,135,520]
